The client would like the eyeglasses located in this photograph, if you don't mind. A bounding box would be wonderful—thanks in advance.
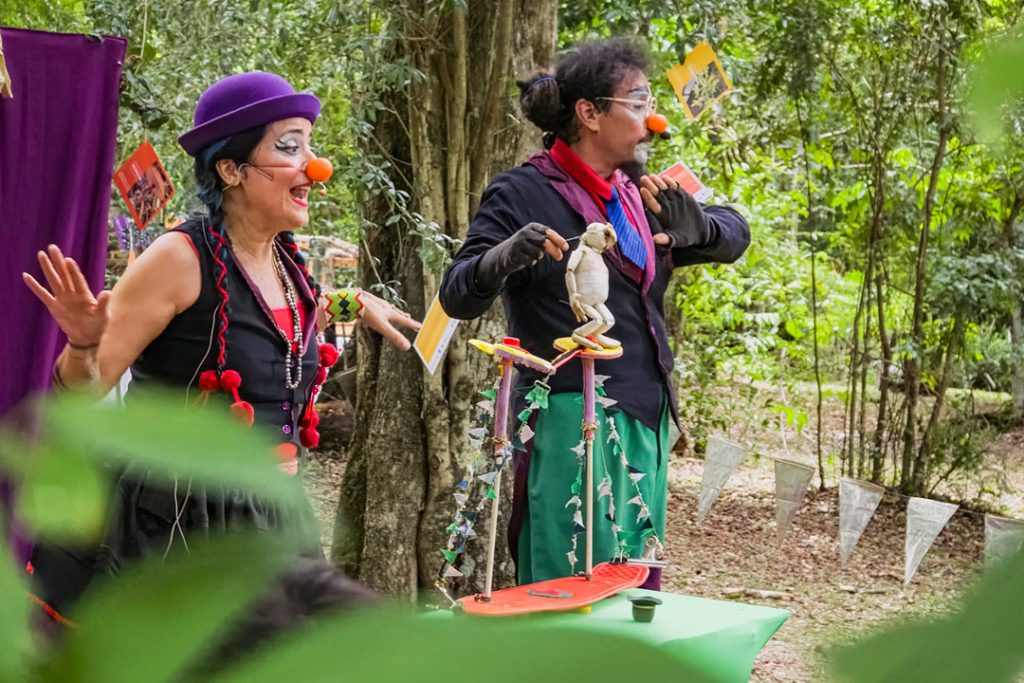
[595,96,657,117]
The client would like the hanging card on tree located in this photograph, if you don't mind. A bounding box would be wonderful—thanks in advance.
[113,140,175,229]
[667,41,733,120]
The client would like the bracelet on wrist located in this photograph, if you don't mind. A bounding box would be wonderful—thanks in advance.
[67,340,99,351]
[353,290,365,320]
[323,288,365,324]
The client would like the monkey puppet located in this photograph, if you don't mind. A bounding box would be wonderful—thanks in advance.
[565,222,621,351]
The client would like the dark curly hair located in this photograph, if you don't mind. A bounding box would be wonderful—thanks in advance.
[517,37,649,149]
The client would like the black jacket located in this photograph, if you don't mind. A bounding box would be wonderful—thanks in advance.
[440,161,749,430]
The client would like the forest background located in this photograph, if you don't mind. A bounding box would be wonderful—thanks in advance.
[3,0,1024,681]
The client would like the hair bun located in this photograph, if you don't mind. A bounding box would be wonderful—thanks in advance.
[517,72,562,133]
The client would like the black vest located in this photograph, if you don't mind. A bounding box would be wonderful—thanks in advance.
[128,218,319,445]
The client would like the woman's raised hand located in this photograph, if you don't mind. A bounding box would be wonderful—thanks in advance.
[357,289,421,351]
[23,244,111,347]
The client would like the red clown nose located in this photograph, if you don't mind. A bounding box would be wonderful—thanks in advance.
[305,157,333,183]
[646,113,669,135]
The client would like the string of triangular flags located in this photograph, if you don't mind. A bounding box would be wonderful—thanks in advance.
[434,380,551,604]
[562,376,660,574]
[699,436,1024,584]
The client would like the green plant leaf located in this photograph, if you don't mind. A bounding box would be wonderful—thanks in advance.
[18,443,109,542]
[0,540,31,683]
[968,29,1024,145]
[210,608,722,683]
[832,549,1024,682]
[42,392,305,514]
[37,534,294,683]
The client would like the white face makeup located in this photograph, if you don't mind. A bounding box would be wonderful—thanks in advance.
[239,117,316,229]
[595,71,653,172]
[633,141,651,167]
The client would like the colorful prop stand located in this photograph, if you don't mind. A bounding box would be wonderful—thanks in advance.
[468,338,554,601]
[457,337,651,617]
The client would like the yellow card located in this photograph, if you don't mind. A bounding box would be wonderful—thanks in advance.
[414,294,460,375]
[667,41,733,120]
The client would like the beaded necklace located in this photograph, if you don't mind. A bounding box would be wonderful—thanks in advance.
[271,248,303,390]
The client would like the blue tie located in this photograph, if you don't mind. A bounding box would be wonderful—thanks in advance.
[604,187,647,269]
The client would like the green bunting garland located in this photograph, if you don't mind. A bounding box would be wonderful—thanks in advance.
[435,378,551,604]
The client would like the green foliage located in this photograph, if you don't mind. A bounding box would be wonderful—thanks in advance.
[832,549,1024,682]
[0,540,31,682]
[0,395,722,683]
[968,28,1024,145]
[213,609,718,683]
[17,441,109,541]
[38,535,295,683]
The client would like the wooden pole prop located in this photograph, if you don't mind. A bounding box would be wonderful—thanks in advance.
[582,356,596,579]
[483,355,514,600]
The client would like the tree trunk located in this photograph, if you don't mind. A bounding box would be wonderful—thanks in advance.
[333,0,557,601]
[871,269,892,483]
[916,314,965,487]
[903,11,951,494]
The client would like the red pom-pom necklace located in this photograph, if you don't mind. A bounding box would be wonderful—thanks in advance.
[298,342,340,449]
[195,369,255,427]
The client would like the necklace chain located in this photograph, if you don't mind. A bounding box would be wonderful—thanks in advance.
[272,250,303,390]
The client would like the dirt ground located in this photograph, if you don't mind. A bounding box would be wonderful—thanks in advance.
[302,396,1021,682]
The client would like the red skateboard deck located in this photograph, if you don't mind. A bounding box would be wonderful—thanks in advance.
[459,562,649,617]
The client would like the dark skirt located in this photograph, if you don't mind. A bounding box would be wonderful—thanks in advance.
[30,466,321,616]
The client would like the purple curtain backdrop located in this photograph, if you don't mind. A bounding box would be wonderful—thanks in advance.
[0,27,127,561]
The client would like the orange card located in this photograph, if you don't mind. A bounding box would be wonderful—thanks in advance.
[660,161,713,202]
[113,140,175,229]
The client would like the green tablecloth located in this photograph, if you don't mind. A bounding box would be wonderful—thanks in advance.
[444,589,788,683]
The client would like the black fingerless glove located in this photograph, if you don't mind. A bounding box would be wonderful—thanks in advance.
[649,188,712,249]
[474,222,551,292]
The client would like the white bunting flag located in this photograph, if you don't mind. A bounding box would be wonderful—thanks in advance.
[573,510,584,529]
[519,424,535,443]
[839,478,884,564]
[904,497,958,585]
[443,564,464,578]
[697,436,746,522]
[773,458,816,546]
[984,514,1024,567]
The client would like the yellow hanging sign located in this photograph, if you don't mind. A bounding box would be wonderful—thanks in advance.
[667,41,733,120]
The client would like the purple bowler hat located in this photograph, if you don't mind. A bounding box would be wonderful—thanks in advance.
[178,71,321,156]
